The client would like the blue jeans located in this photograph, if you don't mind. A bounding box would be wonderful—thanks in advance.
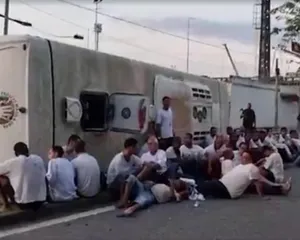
[130,176,155,208]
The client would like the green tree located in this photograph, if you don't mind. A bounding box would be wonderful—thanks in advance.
[272,0,300,40]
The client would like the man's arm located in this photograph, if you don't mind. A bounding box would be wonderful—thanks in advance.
[0,158,13,176]
[252,110,256,126]
[46,160,57,185]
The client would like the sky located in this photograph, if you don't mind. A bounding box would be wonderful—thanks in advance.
[0,0,298,77]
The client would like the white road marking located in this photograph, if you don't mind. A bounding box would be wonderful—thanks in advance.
[0,205,116,238]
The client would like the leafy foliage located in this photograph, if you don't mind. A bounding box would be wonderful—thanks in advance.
[271,0,300,40]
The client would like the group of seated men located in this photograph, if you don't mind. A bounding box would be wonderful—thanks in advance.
[0,135,101,211]
[0,126,296,216]
[107,127,294,217]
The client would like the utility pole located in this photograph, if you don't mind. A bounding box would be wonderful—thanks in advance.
[274,58,280,130]
[94,0,102,51]
[186,18,194,73]
[3,0,10,35]
[223,43,239,76]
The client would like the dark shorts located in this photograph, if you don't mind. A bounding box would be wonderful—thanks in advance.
[263,168,275,182]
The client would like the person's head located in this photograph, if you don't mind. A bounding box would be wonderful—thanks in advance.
[252,131,259,141]
[67,134,81,147]
[123,137,138,156]
[238,142,248,153]
[13,142,29,157]
[162,96,171,109]
[259,129,267,141]
[74,140,86,154]
[183,133,193,147]
[290,129,298,139]
[280,127,288,137]
[247,103,252,109]
[48,145,64,160]
[210,127,217,137]
[241,151,253,164]
[226,126,233,136]
[223,148,234,160]
[262,145,274,157]
[172,136,182,150]
[147,136,159,153]
[214,134,224,149]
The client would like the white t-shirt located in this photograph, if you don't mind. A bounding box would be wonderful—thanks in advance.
[220,158,234,176]
[166,147,178,159]
[141,150,167,174]
[263,152,284,183]
[106,152,142,185]
[72,153,100,197]
[0,154,47,204]
[180,144,204,159]
[156,108,173,138]
[46,157,78,202]
[236,136,245,149]
[220,163,260,198]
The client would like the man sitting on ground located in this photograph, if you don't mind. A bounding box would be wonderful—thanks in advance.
[0,142,46,211]
[256,145,284,183]
[116,175,155,217]
[72,140,100,197]
[233,142,247,166]
[46,146,78,202]
[196,151,291,200]
[107,138,142,202]
[179,133,206,181]
[204,134,226,179]
[139,136,168,184]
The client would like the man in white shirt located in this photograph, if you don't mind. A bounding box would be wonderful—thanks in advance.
[0,142,46,211]
[180,133,204,159]
[140,136,168,184]
[166,137,182,160]
[107,138,142,203]
[258,145,284,183]
[233,142,247,167]
[204,134,226,179]
[72,140,100,197]
[178,133,206,180]
[46,146,78,202]
[156,96,174,150]
[205,127,217,147]
[196,151,291,200]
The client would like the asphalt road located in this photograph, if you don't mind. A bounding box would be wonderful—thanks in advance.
[2,167,300,240]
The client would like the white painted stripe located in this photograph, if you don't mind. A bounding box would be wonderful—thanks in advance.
[0,205,116,238]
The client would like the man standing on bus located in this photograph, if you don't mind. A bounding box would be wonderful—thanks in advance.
[241,103,256,133]
[156,96,174,150]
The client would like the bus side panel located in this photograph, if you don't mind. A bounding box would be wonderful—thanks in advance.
[27,38,53,161]
[0,43,28,162]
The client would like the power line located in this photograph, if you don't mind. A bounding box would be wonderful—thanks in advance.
[55,0,254,56]
[16,0,88,30]
[101,34,224,67]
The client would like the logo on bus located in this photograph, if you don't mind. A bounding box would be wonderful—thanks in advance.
[0,91,18,128]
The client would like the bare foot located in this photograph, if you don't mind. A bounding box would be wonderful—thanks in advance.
[282,177,292,195]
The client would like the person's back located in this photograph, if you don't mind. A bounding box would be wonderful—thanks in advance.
[21,154,47,204]
[72,153,100,197]
[47,157,78,201]
[219,163,258,198]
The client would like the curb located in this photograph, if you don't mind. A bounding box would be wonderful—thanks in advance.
[0,192,113,228]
